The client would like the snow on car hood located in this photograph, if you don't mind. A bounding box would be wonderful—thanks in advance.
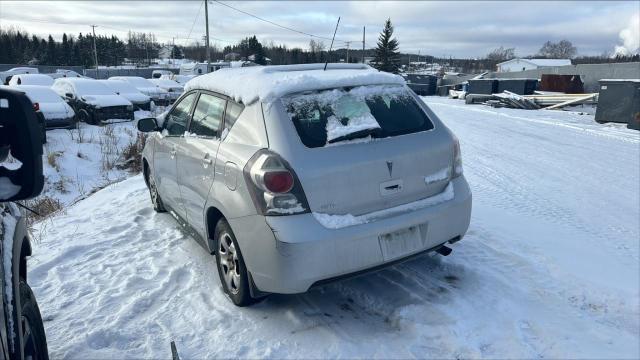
[39,101,75,120]
[184,63,405,105]
[81,94,132,107]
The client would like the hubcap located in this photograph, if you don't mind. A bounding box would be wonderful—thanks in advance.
[218,233,241,294]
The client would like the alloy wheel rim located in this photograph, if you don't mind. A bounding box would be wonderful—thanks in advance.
[218,233,241,294]
[149,176,159,206]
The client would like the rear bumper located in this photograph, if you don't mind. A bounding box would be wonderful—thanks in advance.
[44,116,75,129]
[230,176,472,294]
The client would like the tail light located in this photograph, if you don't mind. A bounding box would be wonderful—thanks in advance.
[452,136,463,178]
[244,149,309,216]
[33,102,40,112]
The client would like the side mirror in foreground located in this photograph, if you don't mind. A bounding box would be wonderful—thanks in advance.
[137,117,159,132]
[0,88,44,201]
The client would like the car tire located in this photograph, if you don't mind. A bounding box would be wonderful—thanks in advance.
[11,280,49,360]
[146,171,167,213]
[77,109,92,124]
[214,219,257,307]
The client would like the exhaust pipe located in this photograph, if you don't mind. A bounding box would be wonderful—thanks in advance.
[436,245,452,256]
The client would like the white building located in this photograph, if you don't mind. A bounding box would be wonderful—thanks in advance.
[496,58,572,72]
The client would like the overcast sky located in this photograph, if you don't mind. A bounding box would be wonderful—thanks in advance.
[0,1,638,58]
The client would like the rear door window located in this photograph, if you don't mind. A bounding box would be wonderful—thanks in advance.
[165,92,197,136]
[283,85,434,148]
[190,93,226,137]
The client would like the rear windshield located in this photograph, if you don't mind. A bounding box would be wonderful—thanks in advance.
[282,85,434,148]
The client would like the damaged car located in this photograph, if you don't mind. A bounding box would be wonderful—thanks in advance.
[52,78,134,125]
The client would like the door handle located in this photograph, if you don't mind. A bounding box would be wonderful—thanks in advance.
[170,145,177,159]
[202,154,212,167]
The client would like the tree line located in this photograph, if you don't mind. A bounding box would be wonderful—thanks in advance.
[1,25,637,73]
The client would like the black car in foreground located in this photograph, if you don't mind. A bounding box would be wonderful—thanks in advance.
[0,88,49,359]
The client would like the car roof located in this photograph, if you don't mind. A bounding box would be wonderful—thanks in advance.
[183,63,406,105]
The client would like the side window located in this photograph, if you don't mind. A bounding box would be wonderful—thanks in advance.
[165,92,197,136]
[224,101,245,132]
[190,93,226,137]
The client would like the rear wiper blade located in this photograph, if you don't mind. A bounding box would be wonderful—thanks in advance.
[327,128,379,144]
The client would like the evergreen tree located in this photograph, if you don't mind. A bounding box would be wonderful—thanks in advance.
[45,35,57,65]
[373,18,400,73]
[61,33,70,65]
[170,45,184,59]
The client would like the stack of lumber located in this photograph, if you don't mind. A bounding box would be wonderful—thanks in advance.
[465,91,598,110]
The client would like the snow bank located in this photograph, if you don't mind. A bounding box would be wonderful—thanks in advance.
[314,182,454,229]
[184,63,405,104]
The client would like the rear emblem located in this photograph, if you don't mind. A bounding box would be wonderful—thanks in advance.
[386,161,393,177]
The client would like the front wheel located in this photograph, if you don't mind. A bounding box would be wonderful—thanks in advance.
[214,219,257,307]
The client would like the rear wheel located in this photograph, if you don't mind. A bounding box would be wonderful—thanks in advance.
[214,219,257,307]
[147,171,166,212]
[12,280,49,360]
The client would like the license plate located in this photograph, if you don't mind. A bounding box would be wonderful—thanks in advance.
[378,225,426,261]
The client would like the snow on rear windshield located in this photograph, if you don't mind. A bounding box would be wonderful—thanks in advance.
[19,87,62,103]
[101,80,138,94]
[283,85,434,148]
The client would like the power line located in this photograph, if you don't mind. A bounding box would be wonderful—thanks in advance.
[212,0,349,44]
[185,0,204,43]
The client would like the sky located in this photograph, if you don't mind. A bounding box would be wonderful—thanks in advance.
[0,1,638,58]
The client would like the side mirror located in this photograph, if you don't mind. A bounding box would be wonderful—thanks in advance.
[65,92,74,99]
[137,117,159,132]
[0,89,44,201]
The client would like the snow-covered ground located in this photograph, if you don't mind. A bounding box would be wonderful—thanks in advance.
[28,98,639,358]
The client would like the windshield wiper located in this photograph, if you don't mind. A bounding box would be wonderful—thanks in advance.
[327,128,380,144]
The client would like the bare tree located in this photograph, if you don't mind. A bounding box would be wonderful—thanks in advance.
[486,46,516,62]
[538,40,577,58]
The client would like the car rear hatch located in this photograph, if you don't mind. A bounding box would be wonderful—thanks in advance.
[279,85,453,216]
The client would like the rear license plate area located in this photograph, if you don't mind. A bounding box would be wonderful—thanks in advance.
[378,224,427,261]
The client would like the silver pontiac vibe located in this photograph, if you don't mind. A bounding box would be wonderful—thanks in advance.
[139,64,472,306]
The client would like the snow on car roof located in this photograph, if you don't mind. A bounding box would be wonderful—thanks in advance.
[57,78,116,95]
[184,63,405,104]
[9,74,54,86]
[1,85,62,102]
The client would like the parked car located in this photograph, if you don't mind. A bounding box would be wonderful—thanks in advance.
[108,76,170,106]
[149,78,183,103]
[8,74,54,87]
[1,67,39,85]
[4,85,75,129]
[137,64,472,306]
[151,69,173,79]
[47,69,85,79]
[99,79,152,111]
[0,88,49,359]
[160,74,197,85]
[52,78,133,125]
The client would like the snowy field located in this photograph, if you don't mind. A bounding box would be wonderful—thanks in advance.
[28,98,639,358]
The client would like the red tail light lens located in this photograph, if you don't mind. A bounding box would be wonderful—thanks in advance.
[263,171,294,193]
[33,102,40,111]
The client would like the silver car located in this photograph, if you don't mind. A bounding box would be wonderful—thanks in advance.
[137,64,472,306]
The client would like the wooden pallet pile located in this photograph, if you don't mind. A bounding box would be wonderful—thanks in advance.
[466,91,598,110]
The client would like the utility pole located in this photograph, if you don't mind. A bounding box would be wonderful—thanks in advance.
[204,0,210,70]
[91,25,99,71]
[172,37,175,65]
[362,26,365,64]
[345,41,351,63]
